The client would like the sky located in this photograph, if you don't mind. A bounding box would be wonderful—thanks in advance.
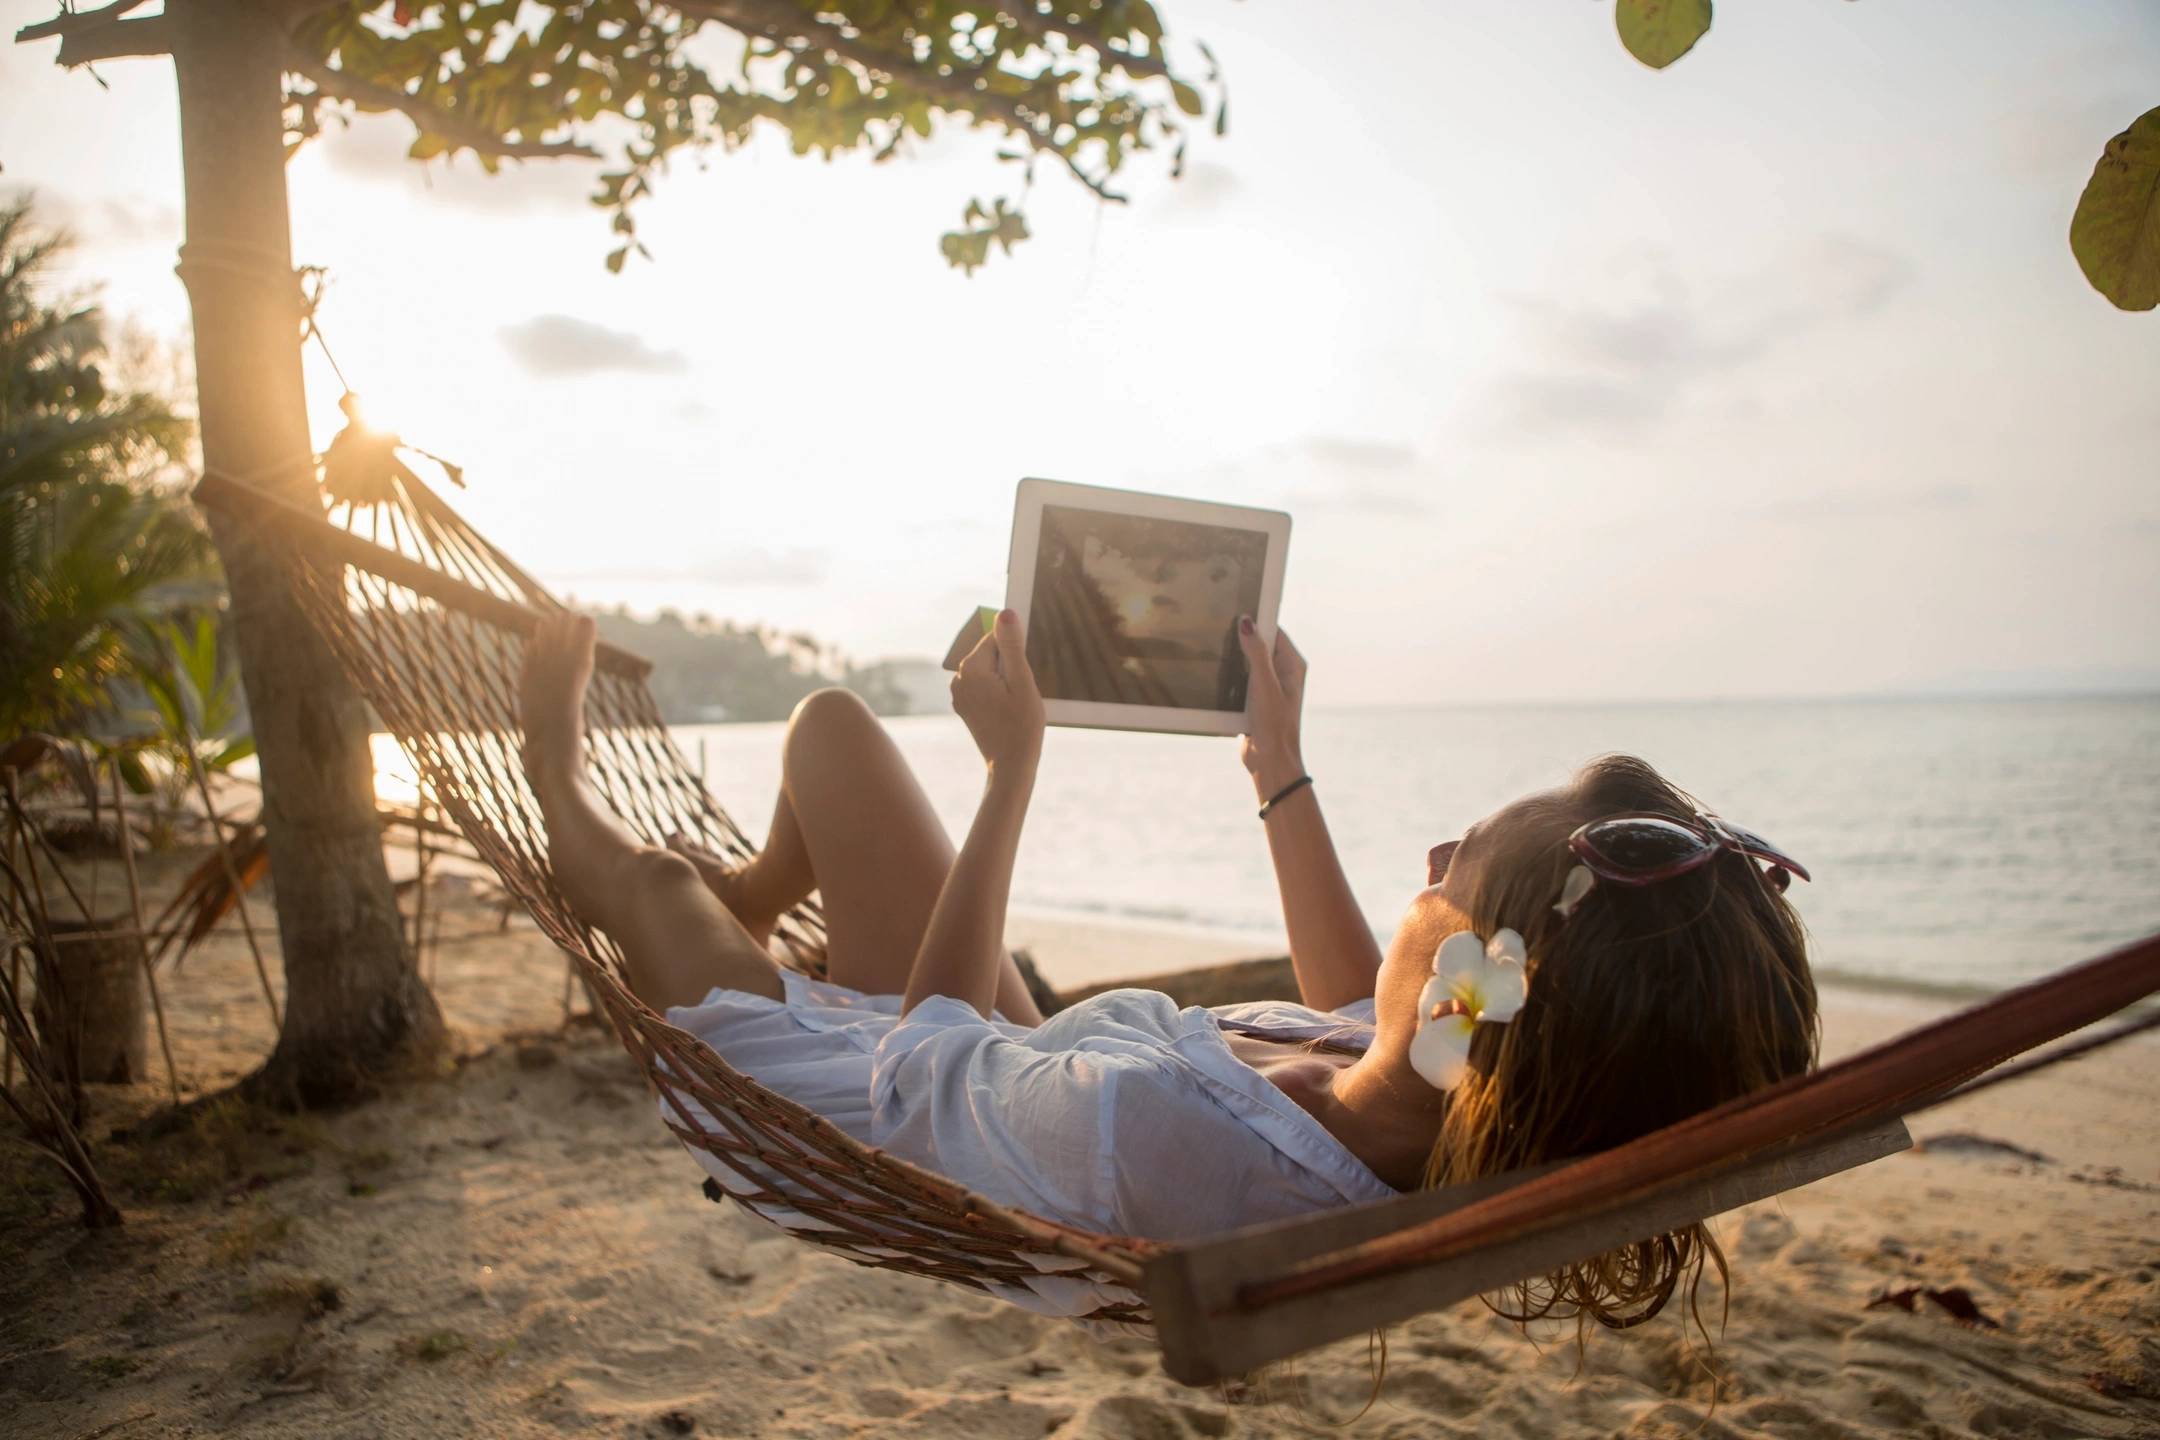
[4,0,2157,706]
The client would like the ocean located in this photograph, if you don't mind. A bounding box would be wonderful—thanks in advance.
[669,696,2160,998]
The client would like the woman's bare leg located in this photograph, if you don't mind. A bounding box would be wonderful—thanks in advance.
[519,614,782,1009]
[668,788,813,951]
[675,688,1043,1024]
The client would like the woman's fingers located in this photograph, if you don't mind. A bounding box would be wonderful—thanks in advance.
[955,631,997,684]
[1237,616,1281,698]
[1275,627,1305,678]
[1274,628,1307,700]
[952,612,1043,769]
[992,608,1036,695]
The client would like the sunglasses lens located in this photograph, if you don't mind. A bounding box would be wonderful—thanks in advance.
[1580,816,1711,873]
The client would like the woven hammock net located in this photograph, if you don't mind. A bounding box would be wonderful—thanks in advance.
[263,465,1161,1321]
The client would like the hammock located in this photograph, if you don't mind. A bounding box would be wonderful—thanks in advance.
[192,467,2160,1385]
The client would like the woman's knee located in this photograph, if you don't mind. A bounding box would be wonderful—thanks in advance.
[789,685,875,731]
[785,687,880,763]
[617,844,706,900]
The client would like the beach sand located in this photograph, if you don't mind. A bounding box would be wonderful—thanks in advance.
[5,871,2156,1439]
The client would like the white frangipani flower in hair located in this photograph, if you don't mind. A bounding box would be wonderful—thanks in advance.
[1408,928,1529,1090]
[1554,864,1597,919]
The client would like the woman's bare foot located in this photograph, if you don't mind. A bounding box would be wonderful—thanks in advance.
[666,833,778,949]
[519,612,597,783]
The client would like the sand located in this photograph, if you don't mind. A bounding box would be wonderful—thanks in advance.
[4,870,2157,1439]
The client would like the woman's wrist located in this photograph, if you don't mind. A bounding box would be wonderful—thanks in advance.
[985,750,1040,803]
[1249,749,1306,800]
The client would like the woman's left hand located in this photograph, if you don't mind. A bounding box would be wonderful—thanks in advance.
[951,609,1044,780]
[1237,622,1309,799]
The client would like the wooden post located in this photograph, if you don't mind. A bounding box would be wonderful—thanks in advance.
[110,766,181,1103]
[32,919,150,1087]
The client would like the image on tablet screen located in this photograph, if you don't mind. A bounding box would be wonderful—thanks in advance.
[1026,505,1268,711]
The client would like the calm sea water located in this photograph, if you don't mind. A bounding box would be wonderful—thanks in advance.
[671,697,2160,997]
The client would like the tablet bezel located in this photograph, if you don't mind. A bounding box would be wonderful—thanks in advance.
[1004,477,1291,736]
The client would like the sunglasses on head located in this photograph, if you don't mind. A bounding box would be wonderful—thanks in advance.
[1426,814,1809,893]
[1568,811,1810,893]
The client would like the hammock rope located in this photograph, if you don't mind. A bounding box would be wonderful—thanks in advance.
[191,465,2160,1371]
[196,465,1160,1318]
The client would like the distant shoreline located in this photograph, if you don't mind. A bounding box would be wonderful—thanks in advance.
[1007,904,2159,1015]
[670,688,2160,725]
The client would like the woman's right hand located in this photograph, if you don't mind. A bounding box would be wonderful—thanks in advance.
[1237,620,1308,798]
[951,609,1044,781]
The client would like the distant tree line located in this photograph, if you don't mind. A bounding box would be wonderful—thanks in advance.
[586,607,909,724]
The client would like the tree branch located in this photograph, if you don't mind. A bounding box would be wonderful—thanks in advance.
[15,4,173,65]
[999,3,1173,83]
[285,50,602,161]
[58,12,168,63]
[683,0,1128,202]
[14,0,152,44]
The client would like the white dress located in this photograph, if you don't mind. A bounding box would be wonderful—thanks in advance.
[662,972,1396,1315]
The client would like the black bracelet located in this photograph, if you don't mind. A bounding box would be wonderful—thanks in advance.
[1258,774,1314,820]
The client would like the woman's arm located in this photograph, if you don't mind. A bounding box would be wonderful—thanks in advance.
[1237,622,1384,1013]
[903,611,1045,1019]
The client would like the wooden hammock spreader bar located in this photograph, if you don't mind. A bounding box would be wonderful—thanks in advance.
[194,471,653,682]
[1149,931,2159,1383]
[1147,1117,1911,1385]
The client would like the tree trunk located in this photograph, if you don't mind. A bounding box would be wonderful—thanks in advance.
[169,1,443,1106]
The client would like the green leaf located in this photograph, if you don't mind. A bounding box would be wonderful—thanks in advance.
[116,749,154,796]
[2070,105,2160,312]
[407,132,449,161]
[1616,0,1711,70]
[208,736,256,770]
[605,245,627,274]
[1171,80,1204,117]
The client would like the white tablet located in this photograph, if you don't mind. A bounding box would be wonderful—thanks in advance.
[1005,478,1292,735]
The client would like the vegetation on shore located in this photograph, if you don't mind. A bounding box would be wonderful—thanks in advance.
[587,607,910,724]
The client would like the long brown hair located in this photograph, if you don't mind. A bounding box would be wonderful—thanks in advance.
[1421,754,1819,1334]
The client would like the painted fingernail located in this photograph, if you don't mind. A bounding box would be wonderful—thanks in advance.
[1239,615,1254,635]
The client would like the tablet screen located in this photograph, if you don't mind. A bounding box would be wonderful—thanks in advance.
[1024,504,1269,712]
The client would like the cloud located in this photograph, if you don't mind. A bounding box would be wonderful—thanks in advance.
[1263,436,1433,514]
[550,548,830,587]
[1483,236,1915,442]
[4,185,180,249]
[1754,482,1977,521]
[1282,436,1420,471]
[1159,161,1242,215]
[315,114,596,215]
[1803,234,1915,317]
[1284,479,1431,516]
[499,314,688,376]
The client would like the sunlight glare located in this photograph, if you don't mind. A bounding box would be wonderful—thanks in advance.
[370,731,423,809]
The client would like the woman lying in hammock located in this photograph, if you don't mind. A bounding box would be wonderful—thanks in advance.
[519,608,1819,1322]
